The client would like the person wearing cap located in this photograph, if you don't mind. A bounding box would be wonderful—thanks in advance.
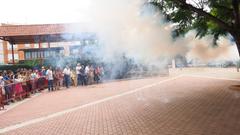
[76,63,82,86]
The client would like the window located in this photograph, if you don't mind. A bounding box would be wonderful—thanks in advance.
[37,51,44,58]
[60,50,64,56]
[44,51,50,57]
[25,44,30,48]
[0,42,3,51]
[49,51,56,57]
[0,54,3,63]
[49,42,59,47]
[40,51,44,58]
[41,43,48,48]
[32,52,37,59]
[34,44,39,48]
[7,43,18,50]
[53,51,57,56]
[8,54,19,60]
[25,52,31,60]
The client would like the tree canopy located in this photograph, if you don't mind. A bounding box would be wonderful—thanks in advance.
[149,0,240,56]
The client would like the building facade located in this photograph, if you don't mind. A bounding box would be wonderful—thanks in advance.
[0,40,97,64]
[0,41,49,64]
[0,23,97,64]
[0,40,4,64]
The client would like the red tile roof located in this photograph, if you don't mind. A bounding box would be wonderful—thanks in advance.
[0,23,69,36]
[0,23,94,44]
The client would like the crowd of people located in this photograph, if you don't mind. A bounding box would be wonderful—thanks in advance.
[0,63,104,109]
[47,63,104,90]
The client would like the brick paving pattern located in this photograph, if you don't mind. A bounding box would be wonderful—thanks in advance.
[0,77,168,128]
[1,75,240,135]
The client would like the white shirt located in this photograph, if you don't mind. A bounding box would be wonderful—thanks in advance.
[85,66,89,74]
[76,66,81,74]
[63,68,71,76]
[0,76,4,86]
[31,73,38,79]
[14,78,23,83]
[46,69,53,80]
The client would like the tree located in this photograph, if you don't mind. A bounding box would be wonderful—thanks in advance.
[22,59,41,67]
[149,0,240,56]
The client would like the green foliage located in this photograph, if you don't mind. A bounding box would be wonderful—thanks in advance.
[19,59,41,67]
[149,0,240,45]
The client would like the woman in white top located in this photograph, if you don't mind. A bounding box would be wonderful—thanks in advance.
[46,67,54,91]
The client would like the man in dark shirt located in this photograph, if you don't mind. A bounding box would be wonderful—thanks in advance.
[80,65,85,86]
[3,72,12,104]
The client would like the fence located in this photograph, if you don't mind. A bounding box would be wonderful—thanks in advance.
[0,87,4,109]
[0,77,48,110]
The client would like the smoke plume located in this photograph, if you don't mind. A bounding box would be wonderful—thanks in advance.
[185,31,238,63]
[62,0,238,78]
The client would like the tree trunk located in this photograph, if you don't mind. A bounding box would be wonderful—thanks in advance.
[235,36,240,72]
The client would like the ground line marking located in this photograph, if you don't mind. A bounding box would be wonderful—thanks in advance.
[183,74,240,82]
[0,75,182,134]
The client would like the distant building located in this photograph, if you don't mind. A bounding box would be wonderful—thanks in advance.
[19,47,64,60]
[0,23,97,64]
[0,40,4,64]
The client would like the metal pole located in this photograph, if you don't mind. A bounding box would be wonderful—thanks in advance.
[11,43,15,64]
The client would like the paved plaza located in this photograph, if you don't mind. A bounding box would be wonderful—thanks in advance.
[1,68,240,135]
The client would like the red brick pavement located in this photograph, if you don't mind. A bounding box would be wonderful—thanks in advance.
[1,76,240,135]
[0,76,169,129]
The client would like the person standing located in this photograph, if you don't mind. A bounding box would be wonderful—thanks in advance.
[94,66,100,83]
[41,66,47,76]
[46,67,54,92]
[85,65,90,85]
[76,63,82,86]
[54,68,62,90]
[13,73,23,100]
[70,70,77,86]
[63,66,71,88]
[80,65,85,86]
[0,72,5,109]
[88,65,94,85]
[3,72,12,104]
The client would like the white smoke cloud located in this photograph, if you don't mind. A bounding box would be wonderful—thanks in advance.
[185,31,239,63]
[64,0,239,73]
[68,0,189,64]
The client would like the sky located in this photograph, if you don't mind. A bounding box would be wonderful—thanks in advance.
[0,0,238,62]
[0,0,206,24]
[0,0,91,24]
